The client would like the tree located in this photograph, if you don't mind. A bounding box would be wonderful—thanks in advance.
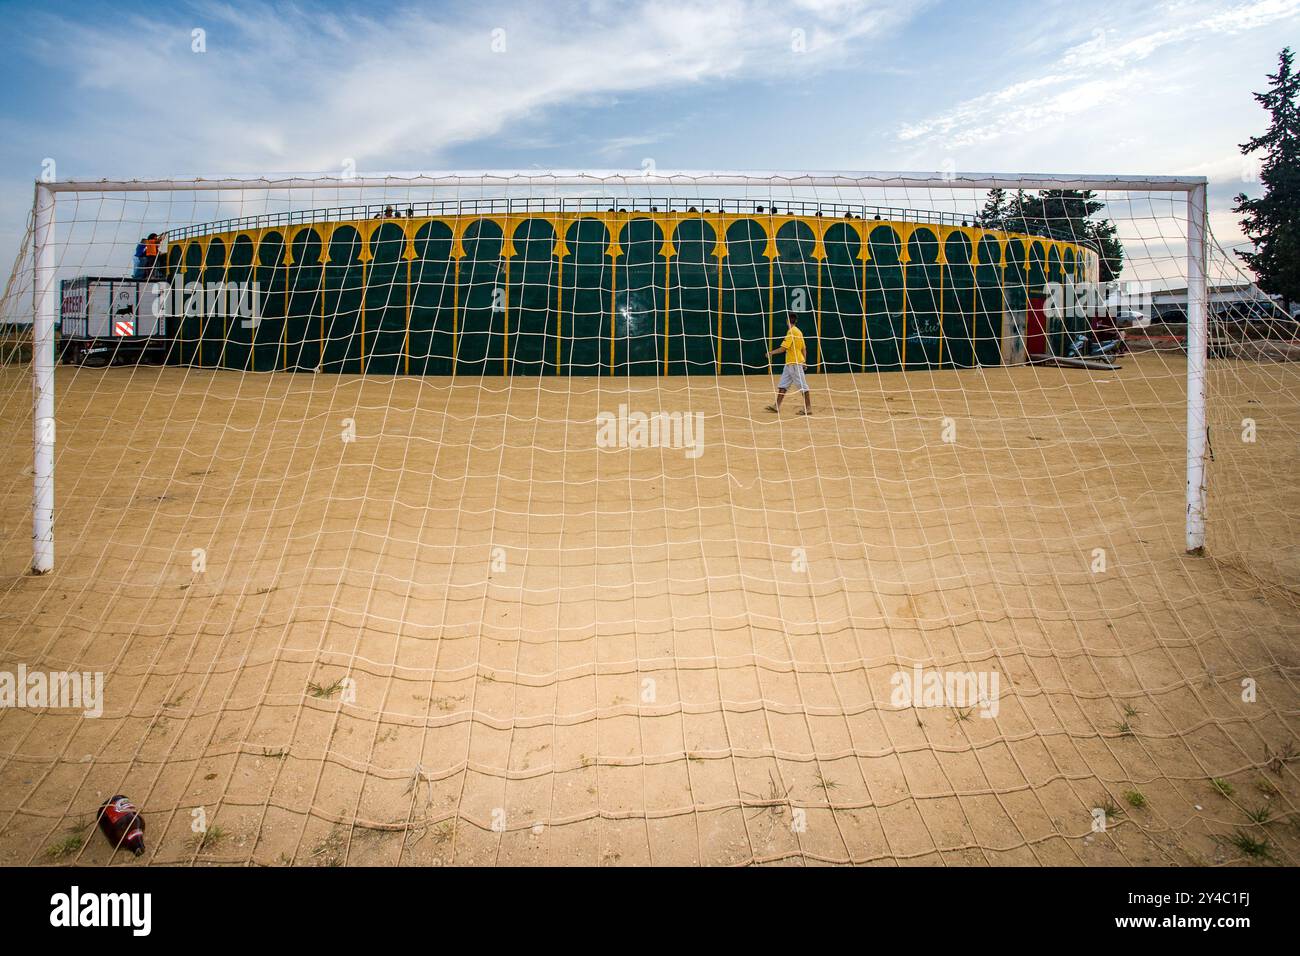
[1234,47,1300,310]
[976,187,1009,229]
[1004,188,1125,282]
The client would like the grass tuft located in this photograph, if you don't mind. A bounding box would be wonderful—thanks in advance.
[44,834,84,859]
[307,678,345,699]
[1227,829,1271,861]
[1123,789,1147,810]
[190,825,227,852]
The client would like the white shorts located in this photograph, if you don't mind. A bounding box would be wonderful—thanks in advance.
[778,363,809,392]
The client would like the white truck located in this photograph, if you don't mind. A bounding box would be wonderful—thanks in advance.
[59,276,168,366]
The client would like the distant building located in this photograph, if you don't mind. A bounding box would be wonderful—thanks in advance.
[1149,282,1287,322]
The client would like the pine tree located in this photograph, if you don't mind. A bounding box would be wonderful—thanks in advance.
[1006,189,1125,282]
[1007,189,1028,231]
[1234,47,1300,311]
[977,187,1008,229]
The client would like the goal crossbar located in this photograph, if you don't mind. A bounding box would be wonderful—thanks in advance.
[26,170,1211,573]
[35,170,1208,193]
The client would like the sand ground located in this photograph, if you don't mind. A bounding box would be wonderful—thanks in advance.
[0,352,1296,865]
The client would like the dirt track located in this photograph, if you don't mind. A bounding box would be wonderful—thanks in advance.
[0,353,1296,865]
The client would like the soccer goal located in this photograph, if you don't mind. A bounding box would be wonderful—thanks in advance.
[1,171,1296,866]
[19,171,1222,570]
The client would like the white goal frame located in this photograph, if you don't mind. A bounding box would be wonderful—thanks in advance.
[27,170,1210,573]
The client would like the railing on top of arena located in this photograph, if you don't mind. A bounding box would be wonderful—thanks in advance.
[161,197,1099,251]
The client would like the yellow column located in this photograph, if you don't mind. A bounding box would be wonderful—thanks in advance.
[279,258,287,370]
[715,256,723,374]
[553,227,570,376]
[222,245,236,369]
[860,236,870,370]
[661,228,677,376]
[767,257,775,372]
[970,240,980,364]
[900,258,909,368]
[404,257,411,376]
[605,219,623,376]
[251,257,258,369]
[937,235,946,368]
[815,258,823,371]
[452,258,460,375]
[222,242,232,369]
[360,259,367,371]
[664,255,672,375]
[319,259,326,369]
[763,220,779,372]
[503,254,511,376]
[177,261,187,360]
[556,254,564,375]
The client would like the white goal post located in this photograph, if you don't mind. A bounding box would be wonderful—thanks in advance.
[27,170,1210,574]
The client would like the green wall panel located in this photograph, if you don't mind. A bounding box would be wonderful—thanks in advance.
[511,218,557,376]
[905,228,942,369]
[323,226,363,374]
[865,225,903,372]
[199,238,229,369]
[364,222,407,375]
[457,219,506,376]
[164,245,186,364]
[822,222,864,372]
[616,218,666,376]
[286,230,323,371]
[775,221,817,369]
[942,232,975,369]
[1004,238,1029,339]
[721,219,768,374]
[563,219,607,375]
[974,235,1005,366]
[221,235,255,371]
[254,232,286,372]
[411,221,455,375]
[669,219,717,375]
[179,242,204,366]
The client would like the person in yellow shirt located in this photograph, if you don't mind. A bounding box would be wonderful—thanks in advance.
[765,312,812,415]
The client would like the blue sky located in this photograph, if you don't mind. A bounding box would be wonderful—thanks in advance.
[0,0,1296,272]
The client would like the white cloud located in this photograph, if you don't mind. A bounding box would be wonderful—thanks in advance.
[895,0,1300,152]
[33,0,925,176]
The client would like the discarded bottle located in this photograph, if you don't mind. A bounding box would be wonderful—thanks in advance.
[98,795,145,856]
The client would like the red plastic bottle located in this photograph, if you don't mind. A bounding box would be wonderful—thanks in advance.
[98,795,145,856]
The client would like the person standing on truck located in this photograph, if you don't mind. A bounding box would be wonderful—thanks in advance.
[133,237,148,279]
[143,234,161,281]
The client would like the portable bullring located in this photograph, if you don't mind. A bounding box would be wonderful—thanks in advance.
[161,199,1099,375]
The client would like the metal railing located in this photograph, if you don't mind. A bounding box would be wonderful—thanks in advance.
[163,197,1095,249]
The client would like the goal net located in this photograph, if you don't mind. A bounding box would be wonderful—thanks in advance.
[0,171,1296,866]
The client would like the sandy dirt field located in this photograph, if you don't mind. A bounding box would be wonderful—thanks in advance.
[0,352,1296,866]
